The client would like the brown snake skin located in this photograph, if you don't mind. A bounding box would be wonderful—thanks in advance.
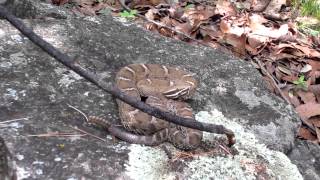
[89,64,203,150]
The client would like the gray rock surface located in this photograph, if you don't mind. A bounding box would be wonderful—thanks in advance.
[0,137,16,180]
[0,0,317,179]
[288,139,320,180]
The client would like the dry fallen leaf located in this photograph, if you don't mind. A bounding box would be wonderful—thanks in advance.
[297,127,317,141]
[183,6,215,25]
[296,103,320,121]
[297,90,317,104]
[308,116,320,127]
[223,33,247,56]
[300,64,312,73]
[315,127,320,143]
[292,44,320,58]
[215,0,237,16]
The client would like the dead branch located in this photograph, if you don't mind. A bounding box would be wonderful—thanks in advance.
[0,117,30,124]
[27,132,86,137]
[0,5,235,146]
[67,104,89,122]
[69,126,107,142]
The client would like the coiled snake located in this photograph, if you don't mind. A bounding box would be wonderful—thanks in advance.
[89,64,203,150]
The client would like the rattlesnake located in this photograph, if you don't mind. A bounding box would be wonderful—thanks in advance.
[90,64,203,150]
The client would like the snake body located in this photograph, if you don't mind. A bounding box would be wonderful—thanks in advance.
[91,64,203,150]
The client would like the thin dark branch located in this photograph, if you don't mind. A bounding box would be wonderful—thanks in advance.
[0,6,235,146]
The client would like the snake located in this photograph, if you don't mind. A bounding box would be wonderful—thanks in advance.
[89,64,203,150]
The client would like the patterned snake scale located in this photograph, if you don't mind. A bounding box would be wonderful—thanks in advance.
[90,64,203,150]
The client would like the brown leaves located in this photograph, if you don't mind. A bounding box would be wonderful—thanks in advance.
[214,0,237,16]
[224,33,246,56]
[296,103,320,121]
[183,6,215,22]
[274,44,320,58]
[298,127,318,142]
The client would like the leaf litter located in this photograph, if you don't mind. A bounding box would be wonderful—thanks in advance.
[52,0,320,144]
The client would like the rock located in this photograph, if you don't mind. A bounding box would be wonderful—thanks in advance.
[0,0,314,179]
[3,0,67,19]
[288,139,320,180]
[0,137,17,180]
[0,0,7,5]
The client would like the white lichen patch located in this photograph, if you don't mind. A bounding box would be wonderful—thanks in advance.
[259,94,276,107]
[187,156,253,179]
[10,34,23,43]
[5,88,18,100]
[33,24,66,49]
[32,161,45,165]
[54,157,62,162]
[0,61,12,68]
[123,110,302,179]
[16,154,24,161]
[80,161,91,173]
[35,168,43,175]
[235,90,261,109]
[113,17,136,26]
[54,67,83,87]
[125,144,174,180]
[10,52,28,66]
[16,166,31,179]
[84,16,102,24]
[187,110,303,180]
[212,79,228,95]
[8,122,24,129]
[0,28,5,38]
[233,76,278,109]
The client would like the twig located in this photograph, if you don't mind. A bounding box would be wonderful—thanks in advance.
[70,126,107,142]
[67,104,89,122]
[27,132,86,137]
[66,104,111,142]
[0,125,13,128]
[218,144,232,155]
[0,6,235,146]
[172,151,196,161]
[27,127,107,142]
[255,59,291,105]
[0,117,30,124]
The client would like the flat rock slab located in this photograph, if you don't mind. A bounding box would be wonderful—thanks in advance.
[0,0,315,179]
